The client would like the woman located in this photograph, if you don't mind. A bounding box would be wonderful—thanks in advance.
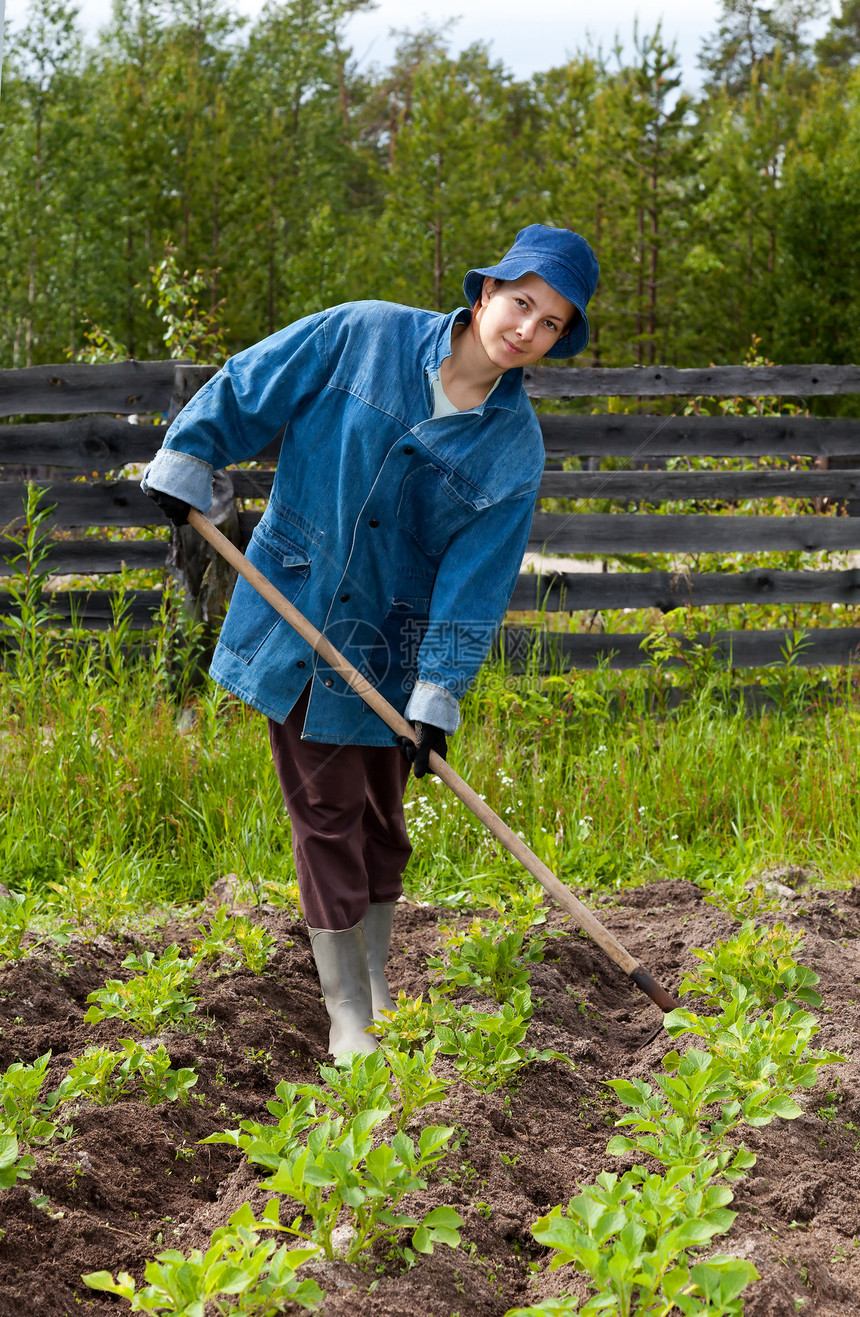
[143,223,599,1056]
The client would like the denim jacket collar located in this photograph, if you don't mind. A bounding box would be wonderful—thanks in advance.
[425,307,523,414]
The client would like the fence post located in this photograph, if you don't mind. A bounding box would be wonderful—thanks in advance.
[166,363,241,634]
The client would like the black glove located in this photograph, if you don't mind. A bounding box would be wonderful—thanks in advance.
[399,721,447,779]
[146,487,192,527]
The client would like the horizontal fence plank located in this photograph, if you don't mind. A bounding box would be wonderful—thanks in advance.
[500,626,860,670]
[528,511,860,554]
[538,469,860,501]
[231,470,276,499]
[5,464,858,515]
[239,416,860,463]
[0,481,168,529]
[510,568,860,612]
[4,484,858,559]
[0,538,167,577]
[0,589,162,628]
[4,413,857,476]
[234,467,860,503]
[538,414,860,458]
[0,361,180,418]
[4,573,856,628]
[525,364,860,400]
[0,417,167,470]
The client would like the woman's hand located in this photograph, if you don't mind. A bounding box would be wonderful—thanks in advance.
[145,487,192,526]
[398,721,448,778]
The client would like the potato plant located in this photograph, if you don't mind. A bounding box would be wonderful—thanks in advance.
[232,917,276,973]
[84,945,198,1034]
[0,1052,59,1143]
[606,1049,758,1177]
[0,1132,34,1189]
[506,1162,758,1317]
[191,905,236,962]
[201,1081,324,1170]
[383,1042,452,1130]
[85,1207,324,1314]
[192,908,276,974]
[314,1045,451,1130]
[203,1054,463,1267]
[428,918,550,1003]
[56,1040,197,1108]
[505,914,845,1316]
[435,989,572,1092]
[663,994,844,1106]
[679,920,822,1012]
[258,1114,463,1264]
[0,891,70,963]
[370,990,451,1050]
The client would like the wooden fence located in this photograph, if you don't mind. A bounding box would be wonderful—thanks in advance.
[2,358,860,668]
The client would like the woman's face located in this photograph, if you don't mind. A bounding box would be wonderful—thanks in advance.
[473,273,574,370]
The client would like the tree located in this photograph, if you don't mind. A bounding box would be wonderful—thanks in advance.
[700,0,827,96]
[0,0,83,365]
[531,52,607,361]
[535,28,692,366]
[775,68,860,364]
[224,0,372,341]
[815,0,860,69]
[372,39,534,313]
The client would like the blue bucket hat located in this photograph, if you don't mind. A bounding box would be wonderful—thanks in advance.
[463,224,599,359]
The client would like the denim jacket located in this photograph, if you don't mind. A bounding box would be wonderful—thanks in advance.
[142,300,544,745]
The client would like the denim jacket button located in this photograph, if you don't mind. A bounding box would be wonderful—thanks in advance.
[340,593,350,602]
[403,445,414,454]
[369,519,379,528]
[324,677,334,688]
[297,660,306,668]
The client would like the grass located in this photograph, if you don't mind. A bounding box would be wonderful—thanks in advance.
[2,608,860,919]
[1,481,858,916]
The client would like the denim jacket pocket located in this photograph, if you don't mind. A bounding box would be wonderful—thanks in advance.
[397,462,489,558]
[252,519,315,568]
[219,524,311,664]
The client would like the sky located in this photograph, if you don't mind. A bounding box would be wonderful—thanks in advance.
[1,0,729,89]
[341,0,725,88]
[2,0,839,90]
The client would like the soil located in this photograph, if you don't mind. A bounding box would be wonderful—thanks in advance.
[0,878,858,1317]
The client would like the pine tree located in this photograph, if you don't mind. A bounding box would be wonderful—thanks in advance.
[699,0,827,96]
[815,0,860,68]
[775,68,860,363]
[372,39,533,313]
[0,0,84,364]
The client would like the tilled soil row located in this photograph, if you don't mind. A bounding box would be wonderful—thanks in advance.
[0,878,857,1317]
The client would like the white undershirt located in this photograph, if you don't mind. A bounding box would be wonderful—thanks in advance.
[431,374,500,418]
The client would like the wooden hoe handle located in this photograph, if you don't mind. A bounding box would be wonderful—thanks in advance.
[188,509,679,1017]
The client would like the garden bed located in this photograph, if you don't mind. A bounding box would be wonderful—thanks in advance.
[0,878,857,1317]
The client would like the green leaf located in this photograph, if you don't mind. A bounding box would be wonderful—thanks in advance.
[764,1094,803,1119]
[422,1206,463,1229]
[82,1271,136,1298]
[606,1078,650,1106]
[671,1219,724,1248]
[411,1225,431,1254]
[605,1136,637,1156]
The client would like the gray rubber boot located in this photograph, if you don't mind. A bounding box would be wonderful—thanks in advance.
[307,923,378,1057]
[364,902,397,1019]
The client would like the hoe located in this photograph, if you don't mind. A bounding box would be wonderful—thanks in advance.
[188,509,679,1019]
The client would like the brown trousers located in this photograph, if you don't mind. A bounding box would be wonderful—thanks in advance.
[267,684,412,930]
